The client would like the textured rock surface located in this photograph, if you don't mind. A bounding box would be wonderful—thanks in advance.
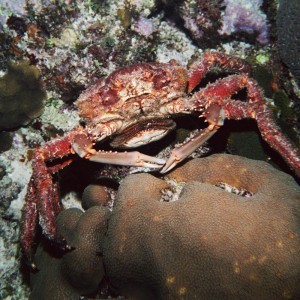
[103,154,300,299]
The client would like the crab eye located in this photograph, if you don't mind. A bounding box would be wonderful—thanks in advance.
[100,88,119,106]
[153,72,169,89]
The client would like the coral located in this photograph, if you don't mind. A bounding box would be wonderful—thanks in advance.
[0,1,28,26]
[0,60,46,130]
[0,131,13,152]
[219,0,269,44]
[277,0,300,77]
[103,154,300,299]
[0,161,22,210]
[0,177,21,211]
[0,215,29,299]
[133,17,156,37]
[29,154,300,299]
[82,184,112,210]
[179,0,222,47]
[30,206,110,300]
[0,149,30,300]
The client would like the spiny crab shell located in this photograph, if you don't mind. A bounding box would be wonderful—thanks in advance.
[75,62,188,147]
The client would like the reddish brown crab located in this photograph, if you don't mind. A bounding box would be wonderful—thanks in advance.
[21,52,300,266]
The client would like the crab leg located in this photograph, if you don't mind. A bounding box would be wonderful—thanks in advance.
[158,55,252,173]
[88,150,165,169]
[160,100,226,173]
[20,179,38,267]
[254,105,300,177]
[160,126,218,173]
[187,52,250,93]
[20,130,79,266]
[225,98,300,177]
[72,126,166,169]
[190,74,300,177]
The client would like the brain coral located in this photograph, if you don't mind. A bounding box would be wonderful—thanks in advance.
[103,154,300,299]
[0,60,46,130]
[28,154,300,299]
[30,206,110,300]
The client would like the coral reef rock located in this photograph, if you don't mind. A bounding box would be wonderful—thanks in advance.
[104,154,300,299]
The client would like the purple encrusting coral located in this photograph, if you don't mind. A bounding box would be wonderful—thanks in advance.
[182,15,204,40]
[219,0,269,44]
[133,16,156,37]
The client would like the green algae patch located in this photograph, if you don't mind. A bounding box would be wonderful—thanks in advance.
[0,61,46,130]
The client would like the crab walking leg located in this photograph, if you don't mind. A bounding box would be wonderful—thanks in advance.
[253,105,300,177]
[190,74,300,177]
[189,74,264,109]
[20,179,38,267]
[223,100,300,177]
[88,150,166,169]
[160,127,218,173]
[187,52,250,93]
[21,177,66,268]
[20,130,79,264]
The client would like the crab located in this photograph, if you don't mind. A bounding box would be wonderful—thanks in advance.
[20,52,300,267]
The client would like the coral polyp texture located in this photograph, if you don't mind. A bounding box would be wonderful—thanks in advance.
[30,154,300,299]
[30,206,110,300]
[0,61,46,130]
[104,154,300,299]
[20,52,300,268]
[219,0,269,44]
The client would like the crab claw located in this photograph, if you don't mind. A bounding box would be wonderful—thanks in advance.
[160,126,218,173]
[89,150,166,169]
[72,131,166,169]
[161,106,225,173]
[72,133,94,158]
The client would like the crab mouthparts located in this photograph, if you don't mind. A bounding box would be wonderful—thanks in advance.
[110,118,176,148]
